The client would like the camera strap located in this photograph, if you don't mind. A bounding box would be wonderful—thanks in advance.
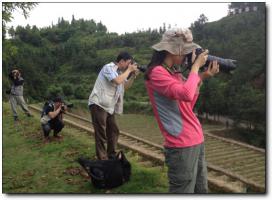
[162,63,182,75]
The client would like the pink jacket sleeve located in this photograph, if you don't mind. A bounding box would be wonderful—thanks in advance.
[149,66,201,102]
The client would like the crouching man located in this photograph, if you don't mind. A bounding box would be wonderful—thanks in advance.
[40,97,67,143]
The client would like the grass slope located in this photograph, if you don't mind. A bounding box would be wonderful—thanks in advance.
[2,103,168,193]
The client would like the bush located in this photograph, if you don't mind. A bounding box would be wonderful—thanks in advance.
[46,85,63,98]
[2,75,10,101]
[62,83,73,96]
[74,86,87,99]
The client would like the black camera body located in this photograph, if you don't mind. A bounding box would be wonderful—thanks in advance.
[127,60,147,79]
[61,103,73,113]
[185,48,237,73]
[137,65,147,73]
[131,60,147,73]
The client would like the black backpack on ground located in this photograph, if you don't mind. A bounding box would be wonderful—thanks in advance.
[77,151,131,189]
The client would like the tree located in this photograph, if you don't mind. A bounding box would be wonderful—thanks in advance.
[74,86,86,99]
[46,85,63,99]
[62,84,73,97]
[191,14,208,29]
[97,21,107,32]
[2,2,37,38]
[71,14,76,25]
[228,2,265,13]
[8,26,15,38]
[2,8,265,144]
[190,14,208,41]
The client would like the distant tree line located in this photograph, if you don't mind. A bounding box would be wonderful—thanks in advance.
[2,3,266,146]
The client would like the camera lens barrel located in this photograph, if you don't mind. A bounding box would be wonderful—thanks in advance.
[194,48,237,73]
[206,55,236,72]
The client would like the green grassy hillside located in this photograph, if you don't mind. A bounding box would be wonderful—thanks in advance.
[2,103,168,193]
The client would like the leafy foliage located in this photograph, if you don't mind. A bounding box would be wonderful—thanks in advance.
[2,2,37,39]
[2,6,266,138]
[190,7,265,136]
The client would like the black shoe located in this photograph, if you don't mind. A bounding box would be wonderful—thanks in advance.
[14,116,19,121]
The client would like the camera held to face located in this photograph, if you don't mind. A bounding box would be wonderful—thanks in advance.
[185,48,237,73]
[12,70,20,78]
[131,60,147,72]
[61,103,73,113]
[8,69,20,80]
[127,60,147,80]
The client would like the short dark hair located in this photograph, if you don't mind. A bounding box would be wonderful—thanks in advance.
[53,96,63,103]
[116,52,133,63]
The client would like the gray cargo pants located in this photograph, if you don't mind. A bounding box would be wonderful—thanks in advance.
[164,142,208,193]
[9,95,31,118]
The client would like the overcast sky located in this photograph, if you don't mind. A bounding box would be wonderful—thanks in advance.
[6,2,230,34]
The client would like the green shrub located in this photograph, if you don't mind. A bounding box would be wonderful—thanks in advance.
[46,85,63,98]
[74,86,87,99]
[62,83,73,97]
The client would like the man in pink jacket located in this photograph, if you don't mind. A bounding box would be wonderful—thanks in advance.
[145,28,219,193]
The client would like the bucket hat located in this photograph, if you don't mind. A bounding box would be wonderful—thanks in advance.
[152,28,201,55]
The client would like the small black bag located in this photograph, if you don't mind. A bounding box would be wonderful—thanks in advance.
[77,151,131,189]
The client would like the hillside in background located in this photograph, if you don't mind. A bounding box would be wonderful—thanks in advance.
[2,4,266,145]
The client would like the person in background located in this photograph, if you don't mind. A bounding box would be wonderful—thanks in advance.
[145,28,219,193]
[40,97,67,143]
[8,68,32,121]
[88,52,138,160]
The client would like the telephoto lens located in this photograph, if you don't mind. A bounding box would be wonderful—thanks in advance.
[185,48,237,73]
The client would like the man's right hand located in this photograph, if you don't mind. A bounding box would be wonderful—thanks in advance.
[54,103,63,114]
[112,63,138,85]
[128,63,138,73]
[48,104,63,119]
